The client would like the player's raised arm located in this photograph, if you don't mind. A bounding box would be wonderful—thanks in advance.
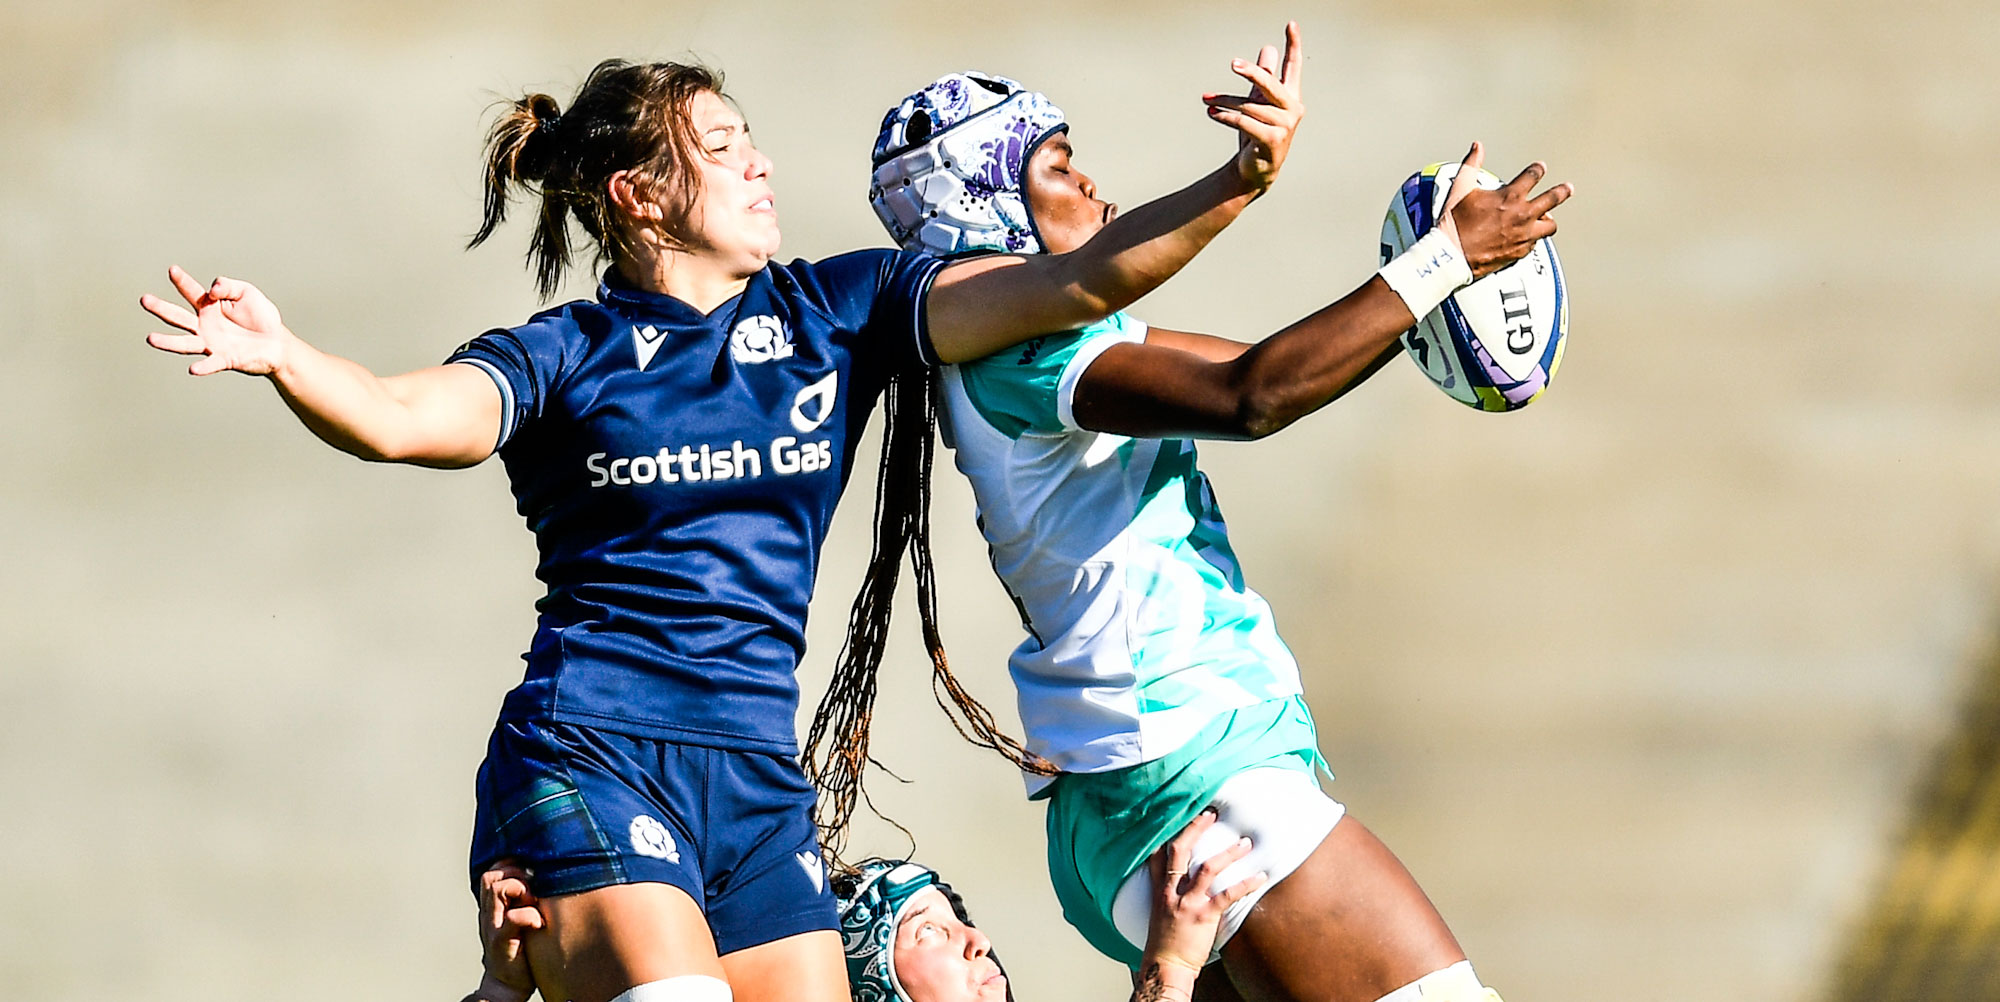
[1071,146,1574,440]
[141,265,501,468]
[924,21,1305,364]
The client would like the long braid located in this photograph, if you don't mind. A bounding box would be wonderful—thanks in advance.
[904,421,1049,773]
[803,366,1054,867]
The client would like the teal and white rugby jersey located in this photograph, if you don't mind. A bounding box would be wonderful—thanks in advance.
[938,312,1304,793]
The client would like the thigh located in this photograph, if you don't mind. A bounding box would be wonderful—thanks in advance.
[1218,815,1464,1002]
[720,930,849,1002]
[528,881,725,1002]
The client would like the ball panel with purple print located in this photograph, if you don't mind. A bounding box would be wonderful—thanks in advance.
[1378,161,1568,412]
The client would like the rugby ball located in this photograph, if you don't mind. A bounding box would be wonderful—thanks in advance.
[1379,162,1568,412]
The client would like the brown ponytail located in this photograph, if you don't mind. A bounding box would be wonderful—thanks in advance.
[804,368,1057,868]
[470,59,722,299]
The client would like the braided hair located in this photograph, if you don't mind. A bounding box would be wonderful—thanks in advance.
[803,366,1056,866]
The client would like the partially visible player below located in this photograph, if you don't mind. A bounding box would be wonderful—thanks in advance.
[468,811,1265,1002]
[813,61,1571,1002]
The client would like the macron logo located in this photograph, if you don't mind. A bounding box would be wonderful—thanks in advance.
[632,324,667,370]
[795,850,825,893]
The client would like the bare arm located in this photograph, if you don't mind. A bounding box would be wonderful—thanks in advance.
[1072,278,1410,440]
[925,23,1306,365]
[1073,157,1574,440]
[142,266,500,467]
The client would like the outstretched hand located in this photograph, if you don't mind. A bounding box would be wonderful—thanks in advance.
[1437,142,1574,279]
[1142,808,1268,975]
[1203,21,1304,194]
[141,265,295,377]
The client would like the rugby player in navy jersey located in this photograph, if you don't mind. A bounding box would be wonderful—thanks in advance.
[140,27,1304,1002]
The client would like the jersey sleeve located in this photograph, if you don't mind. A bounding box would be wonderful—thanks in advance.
[802,248,949,371]
[872,248,950,368]
[954,311,1149,438]
[444,312,577,451]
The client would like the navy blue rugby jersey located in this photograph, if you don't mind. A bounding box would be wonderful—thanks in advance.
[448,249,946,754]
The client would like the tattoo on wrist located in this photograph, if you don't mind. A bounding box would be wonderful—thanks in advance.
[1130,961,1195,1002]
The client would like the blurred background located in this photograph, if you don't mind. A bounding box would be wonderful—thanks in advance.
[4,1,1998,1000]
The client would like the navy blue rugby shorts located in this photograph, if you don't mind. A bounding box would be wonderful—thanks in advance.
[470,719,834,955]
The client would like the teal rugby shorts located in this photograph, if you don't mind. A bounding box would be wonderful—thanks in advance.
[1040,695,1329,967]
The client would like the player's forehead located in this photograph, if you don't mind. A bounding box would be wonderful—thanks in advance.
[691,90,747,136]
[1033,132,1075,166]
[897,886,954,931]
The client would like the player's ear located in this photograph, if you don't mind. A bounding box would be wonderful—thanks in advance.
[607,169,664,223]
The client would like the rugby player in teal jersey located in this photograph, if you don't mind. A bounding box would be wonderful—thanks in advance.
[803,35,1571,1002]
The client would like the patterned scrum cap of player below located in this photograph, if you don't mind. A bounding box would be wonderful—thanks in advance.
[869,72,1068,257]
[837,860,1009,1002]
[837,861,936,1002]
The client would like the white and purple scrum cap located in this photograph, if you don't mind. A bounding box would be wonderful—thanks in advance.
[869,72,1068,257]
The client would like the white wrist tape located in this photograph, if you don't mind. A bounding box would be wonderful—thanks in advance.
[1378,228,1474,321]
[610,975,732,1002]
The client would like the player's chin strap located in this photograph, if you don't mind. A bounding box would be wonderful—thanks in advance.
[1372,961,1504,1002]
[608,975,732,1002]
[1377,227,1474,322]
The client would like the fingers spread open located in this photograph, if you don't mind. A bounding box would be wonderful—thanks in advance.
[1230,60,1293,108]
[1212,871,1270,909]
[1208,106,1283,142]
[1503,161,1547,195]
[1166,817,1204,863]
[1161,808,1219,890]
[147,331,207,355]
[1458,140,1485,173]
[140,294,199,332]
[1203,95,1291,126]
[1442,142,1484,215]
[1280,21,1303,86]
[1186,836,1253,898]
[168,265,207,309]
[1526,181,1575,216]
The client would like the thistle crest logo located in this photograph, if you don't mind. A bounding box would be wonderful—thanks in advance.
[628,815,680,863]
[730,315,794,364]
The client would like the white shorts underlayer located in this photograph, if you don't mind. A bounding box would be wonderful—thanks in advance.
[1108,765,1346,961]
